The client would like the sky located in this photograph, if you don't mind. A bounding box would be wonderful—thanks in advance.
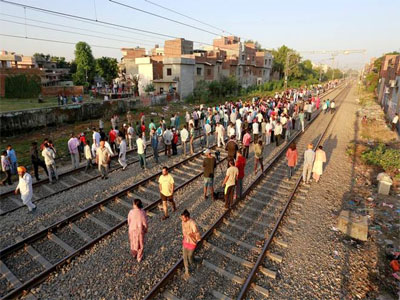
[0,0,399,70]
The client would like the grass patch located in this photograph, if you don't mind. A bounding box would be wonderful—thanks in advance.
[360,119,398,143]
[361,143,400,176]
[0,95,98,112]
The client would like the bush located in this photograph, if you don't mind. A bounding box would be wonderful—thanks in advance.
[144,83,155,93]
[361,143,400,174]
[5,74,41,98]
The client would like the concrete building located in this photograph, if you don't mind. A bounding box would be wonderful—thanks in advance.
[153,57,195,98]
[135,57,163,96]
[119,36,273,99]
[164,38,193,57]
[377,54,400,129]
[212,36,272,87]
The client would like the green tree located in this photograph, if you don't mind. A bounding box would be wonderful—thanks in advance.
[95,56,119,84]
[72,41,95,87]
[50,56,70,68]
[33,53,50,62]
[193,80,210,102]
[271,45,301,79]
[144,83,155,94]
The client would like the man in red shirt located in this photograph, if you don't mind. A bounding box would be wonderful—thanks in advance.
[109,129,117,153]
[235,149,246,199]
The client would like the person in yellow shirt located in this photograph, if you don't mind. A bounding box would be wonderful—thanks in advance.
[158,166,176,220]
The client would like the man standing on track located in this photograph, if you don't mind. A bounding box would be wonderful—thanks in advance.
[181,209,201,280]
[159,166,176,220]
[163,127,173,157]
[127,123,135,150]
[235,149,246,199]
[242,130,251,159]
[118,134,128,170]
[96,141,111,180]
[68,133,80,169]
[216,122,225,148]
[42,143,58,183]
[15,166,36,212]
[136,134,147,170]
[312,145,327,183]
[222,159,238,209]
[303,143,315,184]
[274,121,283,147]
[180,125,189,156]
[203,149,216,200]
[30,142,48,181]
[6,145,18,175]
[127,199,148,263]
[225,135,238,167]
[151,128,159,164]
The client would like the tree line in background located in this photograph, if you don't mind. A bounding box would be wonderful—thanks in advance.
[6,41,346,99]
[34,41,119,87]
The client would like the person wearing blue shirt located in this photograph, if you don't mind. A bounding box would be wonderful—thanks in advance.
[6,145,18,175]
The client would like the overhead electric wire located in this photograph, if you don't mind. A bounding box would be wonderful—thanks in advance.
[0,16,206,53]
[0,33,121,49]
[143,0,234,35]
[0,0,248,54]
[0,0,178,39]
[0,12,164,44]
[108,0,220,36]
[0,19,157,47]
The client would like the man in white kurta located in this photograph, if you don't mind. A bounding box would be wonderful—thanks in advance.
[118,136,128,170]
[15,166,36,212]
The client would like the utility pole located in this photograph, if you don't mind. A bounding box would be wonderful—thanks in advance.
[284,50,296,90]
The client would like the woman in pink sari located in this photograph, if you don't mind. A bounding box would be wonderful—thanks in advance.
[316,96,321,110]
[127,199,148,262]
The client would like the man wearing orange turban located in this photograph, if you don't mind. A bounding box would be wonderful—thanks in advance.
[15,166,36,212]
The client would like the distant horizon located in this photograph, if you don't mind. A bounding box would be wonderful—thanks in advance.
[1,0,399,70]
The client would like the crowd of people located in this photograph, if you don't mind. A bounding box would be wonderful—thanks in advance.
[3,82,338,285]
[2,81,339,218]
[126,81,338,279]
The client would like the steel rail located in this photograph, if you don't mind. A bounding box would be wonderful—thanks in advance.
[143,83,349,300]
[0,131,208,216]
[237,83,351,299]
[0,84,343,299]
[0,140,228,300]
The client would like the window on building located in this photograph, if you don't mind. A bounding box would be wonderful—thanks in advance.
[265,59,267,65]
[207,69,212,76]
[252,56,255,62]
[167,68,172,76]
[160,87,164,93]
[197,67,202,75]
[218,66,220,73]
[242,54,245,61]
[263,70,266,75]
[238,68,241,75]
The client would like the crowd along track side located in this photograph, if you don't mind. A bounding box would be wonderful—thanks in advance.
[143,84,351,300]
[0,131,210,216]
[0,84,345,299]
[0,138,230,299]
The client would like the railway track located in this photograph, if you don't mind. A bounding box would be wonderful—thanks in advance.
[0,137,231,299]
[143,84,351,300]
[0,132,209,216]
[0,84,344,299]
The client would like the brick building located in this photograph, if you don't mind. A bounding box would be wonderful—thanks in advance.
[377,54,400,129]
[119,36,273,99]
